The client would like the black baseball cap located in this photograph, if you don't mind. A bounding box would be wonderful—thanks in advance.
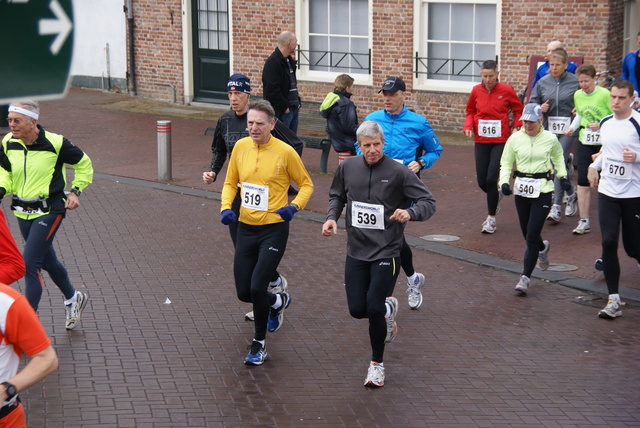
[379,76,406,93]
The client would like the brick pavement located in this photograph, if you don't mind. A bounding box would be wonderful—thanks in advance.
[1,88,638,426]
[7,179,639,427]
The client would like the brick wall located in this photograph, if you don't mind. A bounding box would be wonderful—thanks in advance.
[606,0,625,73]
[127,0,624,132]
[500,0,620,89]
[229,1,296,101]
[129,0,185,102]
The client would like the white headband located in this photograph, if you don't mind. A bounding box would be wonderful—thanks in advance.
[8,106,39,120]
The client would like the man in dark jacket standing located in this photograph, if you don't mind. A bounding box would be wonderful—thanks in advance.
[262,31,301,133]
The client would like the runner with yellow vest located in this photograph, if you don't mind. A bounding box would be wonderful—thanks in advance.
[1,101,93,329]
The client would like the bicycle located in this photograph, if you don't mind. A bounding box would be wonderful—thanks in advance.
[596,70,616,89]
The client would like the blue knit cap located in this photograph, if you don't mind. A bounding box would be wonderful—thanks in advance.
[227,74,251,94]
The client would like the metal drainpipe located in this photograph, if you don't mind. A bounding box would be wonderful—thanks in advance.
[125,0,136,95]
[105,42,111,91]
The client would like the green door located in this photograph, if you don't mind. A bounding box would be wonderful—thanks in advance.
[192,0,229,102]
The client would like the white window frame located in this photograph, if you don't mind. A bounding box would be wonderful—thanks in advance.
[295,0,373,86]
[413,0,501,93]
[624,0,639,54]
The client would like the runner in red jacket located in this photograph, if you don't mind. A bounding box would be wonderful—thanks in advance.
[464,59,523,234]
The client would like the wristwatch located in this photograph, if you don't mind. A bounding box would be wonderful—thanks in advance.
[1,382,17,401]
[417,158,426,169]
[70,188,81,197]
[290,203,300,212]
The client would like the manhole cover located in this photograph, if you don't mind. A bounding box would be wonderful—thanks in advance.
[422,234,460,242]
[548,263,578,272]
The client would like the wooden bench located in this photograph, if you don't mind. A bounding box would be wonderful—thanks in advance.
[204,126,332,174]
[299,136,331,173]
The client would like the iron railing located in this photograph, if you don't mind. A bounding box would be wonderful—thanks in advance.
[415,53,499,79]
[297,47,371,73]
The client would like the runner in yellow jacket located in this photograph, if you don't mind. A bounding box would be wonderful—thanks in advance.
[220,100,313,366]
[1,101,93,329]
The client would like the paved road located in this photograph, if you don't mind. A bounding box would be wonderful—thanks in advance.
[1,88,637,426]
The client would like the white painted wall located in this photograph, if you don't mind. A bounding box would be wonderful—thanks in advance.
[70,0,127,81]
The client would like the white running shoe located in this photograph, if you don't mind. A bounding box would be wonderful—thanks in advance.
[269,275,288,294]
[65,291,88,330]
[598,300,622,319]
[565,193,578,217]
[407,273,425,309]
[364,361,385,387]
[538,240,551,271]
[514,275,530,295]
[572,219,591,235]
[245,275,289,319]
[547,205,561,222]
[481,217,496,234]
[384,297,398,343]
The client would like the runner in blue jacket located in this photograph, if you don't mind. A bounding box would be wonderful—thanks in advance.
[360,76,442,310]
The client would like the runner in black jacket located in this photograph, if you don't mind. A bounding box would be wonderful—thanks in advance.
[322,121,436,388]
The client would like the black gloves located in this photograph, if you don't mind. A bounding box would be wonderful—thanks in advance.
[560,177,572,192]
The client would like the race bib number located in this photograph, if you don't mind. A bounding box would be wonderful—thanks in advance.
[351,201,384,230]
[583,128,601,145]
[603,157,632,181]
[478,120,502,138]
[548,116,570,134]
[514,177,542,198]
[241,182,269,211]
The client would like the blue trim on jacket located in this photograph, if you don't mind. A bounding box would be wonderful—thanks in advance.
[621,50,639,90]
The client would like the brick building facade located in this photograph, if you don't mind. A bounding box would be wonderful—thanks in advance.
[127,0,628,132]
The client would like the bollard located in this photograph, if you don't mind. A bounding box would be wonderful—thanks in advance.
[157,120,172,181]
[337,151,353,165]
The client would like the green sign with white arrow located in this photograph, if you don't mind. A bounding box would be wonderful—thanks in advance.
[0,0,74,103]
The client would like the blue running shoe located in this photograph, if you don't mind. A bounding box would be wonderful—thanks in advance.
[267,291,291,332]
[244,341,268,365]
